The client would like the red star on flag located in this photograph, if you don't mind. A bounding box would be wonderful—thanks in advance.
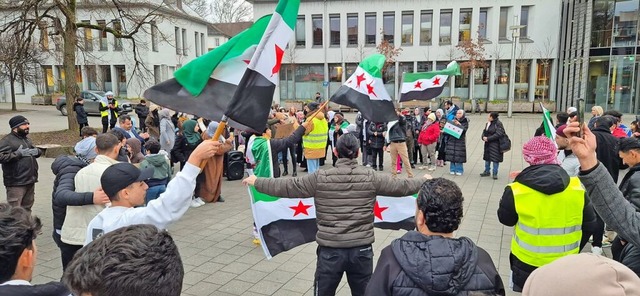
[414,81,423,89]
[290,200,313,217]
[243,60,250,64]
[271,44,284,77]
[373,201,388,220]
[366,82,377,97]
[433,77,441,86]
[356,73,366,88]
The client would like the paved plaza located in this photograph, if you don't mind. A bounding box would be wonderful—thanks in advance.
[0,105,605,295]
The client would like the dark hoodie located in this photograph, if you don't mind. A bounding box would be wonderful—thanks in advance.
[51,156,92,231]
[366,231,505,296]
[0,282,70,296]
[73,102,88,124]
[497,164,597,290]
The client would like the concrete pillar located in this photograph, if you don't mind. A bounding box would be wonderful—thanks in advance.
[550,59,558,102]
[110,65,118,95]
[488,59,496,101]
[450,76,455,97]
[81,66,89,91]
[52,66,60,92]
[528,58,537,102]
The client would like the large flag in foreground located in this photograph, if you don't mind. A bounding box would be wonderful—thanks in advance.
[399,61,461,102]
[331,54,397,122]
[541,103,556,140]
[143,15,270,131]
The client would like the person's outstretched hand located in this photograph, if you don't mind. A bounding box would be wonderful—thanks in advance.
[188,141,221,167]
[563,122,598,170]
[243,175,257,186]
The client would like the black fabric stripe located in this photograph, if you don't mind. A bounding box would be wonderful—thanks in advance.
[331,86,398,122]
[260,219,318,257]
[225,69,276,132]
[399,87,445,102]
[374,218,415,231]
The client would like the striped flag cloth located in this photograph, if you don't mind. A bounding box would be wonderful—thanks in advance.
[541,103,556,140]
[443,121,464,139]
[399,61,461,102]
[330,54,397,122]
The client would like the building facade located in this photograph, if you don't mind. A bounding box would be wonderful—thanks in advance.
[558,0,640,114]
[251,0,562,104]
[0,1,209,103]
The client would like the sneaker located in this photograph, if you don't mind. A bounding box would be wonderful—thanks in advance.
[492,174,498,180]
[450,172,455,175]
[190,199,203,208]
[194,197,206,205]
[591,246,603,255]
[428,166,436,171]
[480,171,491,177]
[217,196,225,202]
[418,166,426,170]
[365,164,372,168]
[602,241,612,248]
[455,172,462,176]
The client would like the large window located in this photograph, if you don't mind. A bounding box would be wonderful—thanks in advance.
[399,62,414,76]
[195,32,200,56]
[591,0,614,48]
[613,0,638,46]
[401,11,413,45]
[515,59,531,100]
[495,60,510,84]
[329,63,343,82]
[181,29,187,56]
[459,9,472,42]
[420,10,432,45]
[499,7,509,40]
[520,6,531,38]
[82,20,93,51]
[174,26,180,54]
[383,12,395,43]
[439,10,452,44]
[295,16,305,47]
[312,15,323,46]
[151,21,158,52]
[330,14,340,46]
[365,13,376,45]
[39,25,48,50]
[347,14,358,46]
[296,64,324,82]
[113,19,122,51]
[98,20,108,51]
[417,62,433,72]
[479,8,488,41]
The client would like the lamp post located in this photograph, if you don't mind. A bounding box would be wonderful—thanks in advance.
[507,15,525,118]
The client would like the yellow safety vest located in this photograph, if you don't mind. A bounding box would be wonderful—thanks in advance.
[303,117,328,150]
[100,100,119,119]
[510,177,584,267]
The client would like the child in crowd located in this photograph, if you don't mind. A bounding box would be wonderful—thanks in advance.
[139,139,173,205]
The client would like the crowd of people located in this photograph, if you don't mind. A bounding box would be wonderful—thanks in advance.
[5,95,640,296]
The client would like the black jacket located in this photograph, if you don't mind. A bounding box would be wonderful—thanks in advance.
[51,156,93,231]
[617,163,640,276]
[482,120,506,163]
[367,122,387,149]
[135,103,149,119]
[445,117,469,163]
[269,125,305,178]
[0,281,70,296]
[0,132,40,186]
[73,102,88,124]
[497,164,597,289]
[592,125,621,182]
[366,231,505,296]
[388,115,407,143]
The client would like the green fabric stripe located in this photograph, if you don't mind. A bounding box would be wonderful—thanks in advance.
[358,54,385,79]
[173,15,272,96]
[402,62,461,83]
[251,186,279,203]
[275,0,300,29]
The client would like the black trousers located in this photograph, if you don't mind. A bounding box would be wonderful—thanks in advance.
[414,142,423,164]
[101,117,117,133]
[78,122,88,137]
[591,212,605,247]
[52,231,82,271]
[281,143,297,173]
[315,245,373,296]
[370,148,384,168]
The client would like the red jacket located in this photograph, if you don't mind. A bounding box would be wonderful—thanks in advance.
[613,127,628,138]
[418,122,440,145]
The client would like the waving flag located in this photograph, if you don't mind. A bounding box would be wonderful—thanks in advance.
[331,54,397,122]
[399,61,461,102]
[541,103,556,140]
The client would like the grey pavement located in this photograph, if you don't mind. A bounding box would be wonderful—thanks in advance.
[0,105,605,296]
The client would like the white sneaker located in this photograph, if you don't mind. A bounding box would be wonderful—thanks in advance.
[190,199,203,208]
[455,172,462,176]
[591,246,603,255]
[450,172,455,175]
[428,166,436,171]
[195,197,206,205]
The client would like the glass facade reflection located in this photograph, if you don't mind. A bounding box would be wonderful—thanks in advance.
[586,0,639,113]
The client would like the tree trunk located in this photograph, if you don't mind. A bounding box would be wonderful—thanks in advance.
[63,1,79,131]
[9,74,16,111]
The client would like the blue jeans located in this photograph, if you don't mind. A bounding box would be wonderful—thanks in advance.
[450,162,464,174]
[485,161,499,175]
[307,159,320,174]
[145,185,166,205]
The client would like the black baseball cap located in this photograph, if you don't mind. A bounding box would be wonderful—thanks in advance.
[101,163,154,198]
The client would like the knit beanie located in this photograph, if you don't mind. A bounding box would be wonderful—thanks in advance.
[522,136,559,165]
[427,113,436,122]
[523,253,640,296]
[9,115,29,129]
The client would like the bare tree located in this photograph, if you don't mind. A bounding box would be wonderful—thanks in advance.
[376,31,402,83]
[285,42,298,100]
[441,45,460,61]
[0,1,171,130]
[210,0,252,23]
[184,0,212,20]
[456,26,487,111]
[0,31,46,111]
[490,44,506,101]
[535,36,555,102]
[351,42,369,62]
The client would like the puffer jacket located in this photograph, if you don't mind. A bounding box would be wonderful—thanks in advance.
[482,119,506,163]
[368,122,387,149]
[254,158,424,248]
[0,132,40,186]
[497,164,597,289]
[366,231,505,296]
[444,117,469,163]
[616,163,640,276]
[51,156,93,231]
[417,122,440,146]
[74,102,88,124]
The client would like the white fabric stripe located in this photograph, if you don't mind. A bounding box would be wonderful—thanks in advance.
[250,12,293,85]
[400,75,450,93]
[345,66,391,101]
[252,197,317,227]
[373,196,416,223]
[210,45,257,85]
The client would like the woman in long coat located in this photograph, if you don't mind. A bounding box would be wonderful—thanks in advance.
[480,112,506,179]
[444,109,469,175]
[198,121,233,203]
